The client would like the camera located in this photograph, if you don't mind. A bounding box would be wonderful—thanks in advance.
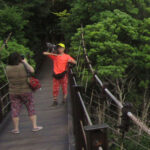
[46,42,57,53]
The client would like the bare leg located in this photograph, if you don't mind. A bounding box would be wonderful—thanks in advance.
[12,117,19,131]
[29,115,38,129]
[30,115,43,131]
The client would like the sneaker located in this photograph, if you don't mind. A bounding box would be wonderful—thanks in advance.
[52,101,58,106]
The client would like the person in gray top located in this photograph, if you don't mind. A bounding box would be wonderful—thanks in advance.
[6,52,43,134]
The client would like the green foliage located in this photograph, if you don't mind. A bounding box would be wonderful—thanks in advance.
[0,40,35,82]
[59,0,150,43]
[0,40,35,65]
[52,9,70,17]
[0,6,28,44]
[69,6,150,143]
[0,0,150,149]
[71,10,140,79]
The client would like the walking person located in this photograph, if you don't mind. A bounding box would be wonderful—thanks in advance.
[43,43,76,106]
[6,52,43,134]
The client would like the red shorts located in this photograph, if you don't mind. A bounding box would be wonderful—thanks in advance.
[53,74,68,97]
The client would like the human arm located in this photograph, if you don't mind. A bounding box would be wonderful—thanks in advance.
[68,55,77,64]
[68,59,77,64]
[43,51,58,60]
[22,59,35,73]
[43,52,57,56]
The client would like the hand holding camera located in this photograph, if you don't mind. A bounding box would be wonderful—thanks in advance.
[21,55,28,63]
[22,58,28,63]
[46,42,57,53]
[21,55,34,73]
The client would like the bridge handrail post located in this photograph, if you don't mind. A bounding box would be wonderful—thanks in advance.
[84,124,109,150]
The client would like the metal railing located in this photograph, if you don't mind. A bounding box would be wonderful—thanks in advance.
[0,83,10,123]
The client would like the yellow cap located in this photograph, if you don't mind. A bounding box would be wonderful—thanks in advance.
[57,43,65,48]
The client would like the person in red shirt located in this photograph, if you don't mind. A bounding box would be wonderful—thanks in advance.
[43,43,76,106]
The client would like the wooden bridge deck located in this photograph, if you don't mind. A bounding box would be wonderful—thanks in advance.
[0,59,74,150]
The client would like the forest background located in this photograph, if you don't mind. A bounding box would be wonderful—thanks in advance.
[0,1,150,149]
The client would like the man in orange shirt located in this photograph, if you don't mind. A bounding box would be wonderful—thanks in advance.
[43,43,76,106]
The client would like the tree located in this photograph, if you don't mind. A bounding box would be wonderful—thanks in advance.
[0,40,35,83]
[70,8,150,149]
[59,0,150,44]
[72,8,150,125]
[0,6,28,44]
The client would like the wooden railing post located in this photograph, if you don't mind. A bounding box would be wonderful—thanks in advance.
[84,124,109,150]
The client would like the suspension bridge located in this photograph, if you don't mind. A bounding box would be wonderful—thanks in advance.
[0,29,150,150]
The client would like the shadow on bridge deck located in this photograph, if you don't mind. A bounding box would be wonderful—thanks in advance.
[0,59,74,150]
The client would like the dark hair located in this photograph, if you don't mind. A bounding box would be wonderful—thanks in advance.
[8,52,21,65]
